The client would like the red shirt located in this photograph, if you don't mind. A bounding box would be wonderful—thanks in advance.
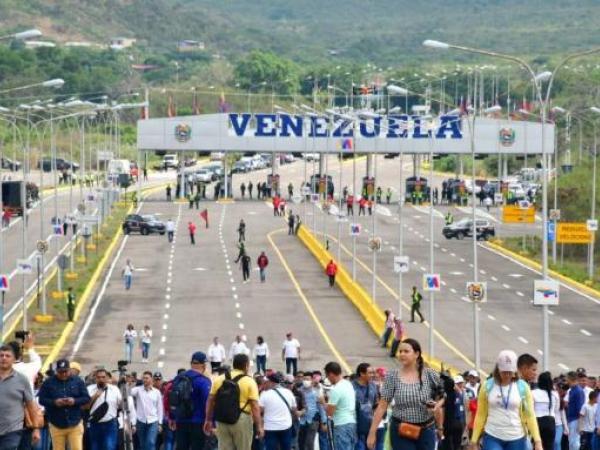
[346,195,354,206]
[359,198,367,207]
[188,223,196,233]
[273,197,280,208]
[257,255,269,268]
[325,262,337,276]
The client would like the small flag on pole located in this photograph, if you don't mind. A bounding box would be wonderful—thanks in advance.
[200,209,209,228]
[167,95,176,118]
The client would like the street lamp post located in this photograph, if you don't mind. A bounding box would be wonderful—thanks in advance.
[423,38,600,371]
[588,106,600,280]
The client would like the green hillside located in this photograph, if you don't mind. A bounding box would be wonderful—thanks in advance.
[1,0,599,64]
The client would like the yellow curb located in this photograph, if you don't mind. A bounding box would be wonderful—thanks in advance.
[51,291,64,300]
[34,314,54,324]
[216,199,235,204]
[86,244,96,251]
[76,256,86,263]
[486,241,600,299]
[65,272,78,280]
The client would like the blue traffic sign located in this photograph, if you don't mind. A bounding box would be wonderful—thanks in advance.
[547,221,555,242]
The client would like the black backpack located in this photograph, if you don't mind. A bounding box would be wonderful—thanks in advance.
[214,372,248,424]
[168,374,194,419]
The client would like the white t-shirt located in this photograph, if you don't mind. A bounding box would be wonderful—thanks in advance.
[484,382,525,441]
[229,341,249,360]
[253,343,270,358]
[87,384,123,422]
[166,221,175,232]
[207,344,226,363]
[532,389,560,418]
[124,330,137,343]
[140,329,152,344]
[282,339,300,359]
[259,387,297,431]
[580,403,597,432]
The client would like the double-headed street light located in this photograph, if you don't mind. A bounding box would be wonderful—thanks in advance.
[0,28,42,42]
[424,38,600,370]
[0,78,64,95]
[588,107,600,280]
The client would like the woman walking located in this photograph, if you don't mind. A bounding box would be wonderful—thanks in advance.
[252,336,269,375]
[123,324,137,363]
[532,372,560,450]
[366,338,444,450]
[140,325,152,363]
[470,350,542,450]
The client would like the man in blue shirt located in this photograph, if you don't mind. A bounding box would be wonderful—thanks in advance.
[566,372,585,450]
[172,352,211,450]
[298,373,327,450]
[352,363,378,450]
[37,359,90,450]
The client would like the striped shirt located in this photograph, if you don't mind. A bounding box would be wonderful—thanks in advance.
[381,368,441,423]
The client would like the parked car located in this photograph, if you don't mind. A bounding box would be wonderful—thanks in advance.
[232,161,251,173]
[282,153,295,163]
[205,163,223,180]
[1,157,21,171]
[442,218,495,241]
[122,214,166,235]
[162,154,179,169]
[38,158,79,172]
[194,168,213,183]
[210,152,225,161]
[507,182,526,199]
[303,153,320,161]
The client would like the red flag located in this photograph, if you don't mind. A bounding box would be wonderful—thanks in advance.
[200,209,209,228]
[141,102,149,120]
[167,95,176,118]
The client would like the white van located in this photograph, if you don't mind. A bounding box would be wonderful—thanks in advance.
[163,154,179,168]
[107,159,131,181]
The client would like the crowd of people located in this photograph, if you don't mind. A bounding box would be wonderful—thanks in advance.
[2,330,599,450]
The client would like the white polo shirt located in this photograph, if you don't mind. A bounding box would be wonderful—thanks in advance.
[259,387,297,431]
[282,339,300,359]
[87,384,122,423]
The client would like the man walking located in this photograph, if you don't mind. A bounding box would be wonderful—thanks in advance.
[381,310,395,348]
[248,181,253,199]
[166,185,172,202]
[288,213,295,235]
[66,287,76,322]
[259,372,297,450]
[188,221,196,245]
[38,359,90,450]
[238,219,246,243]
[204,354,263,450]
[122,259,134,290]
[410,286,425,323]
[389,318,405,358]
[240,253,251,283]
[172,352,212,450]
[325,260,337,288]
[85,368,122,450]
[566,371,585,450]
[207,337,226,372]
[0,344,41,450]
[282,333,301,376]
[229,336,250,361]
[257,251,269,283]
[324,362,356,450]
[240,182,246,199]
[131,371,163,450]
[166,218,175,243]
[352,363,378,450]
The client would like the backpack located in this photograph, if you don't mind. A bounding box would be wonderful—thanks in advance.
[168,374,194,420]
[353,381,376,436]
[214,372,249,425]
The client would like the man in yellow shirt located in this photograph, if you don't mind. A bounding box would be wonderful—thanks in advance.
[204,354,263,450]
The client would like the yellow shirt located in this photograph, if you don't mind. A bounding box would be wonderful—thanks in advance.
[210,369,258,413]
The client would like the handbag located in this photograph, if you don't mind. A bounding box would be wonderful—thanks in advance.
[89,389,109,424]
[398,422,422,440]
[24,402,44,429]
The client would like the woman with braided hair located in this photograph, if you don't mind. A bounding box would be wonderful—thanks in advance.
[366,338,445,450]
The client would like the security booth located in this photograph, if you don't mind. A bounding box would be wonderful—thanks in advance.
[308,174,334,198]
[361,176,375,198]
[405,176,429,204]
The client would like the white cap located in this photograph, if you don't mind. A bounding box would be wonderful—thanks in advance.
[468,370,479,378]
[453,375,465,384]
[497,350,518,372]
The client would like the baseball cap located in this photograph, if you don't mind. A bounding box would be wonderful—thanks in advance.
[453,375,465,384]
[191,351,207,364]
[153,372,163,379]
[56,359,70,371]
[70,362,81,373]
[283,374,295,384]
[497,350,518,372]
[468,370,479,378]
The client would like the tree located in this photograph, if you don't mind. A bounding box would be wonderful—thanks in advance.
[233,50,298,94]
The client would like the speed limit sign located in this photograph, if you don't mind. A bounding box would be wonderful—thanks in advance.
[36,240,49,254]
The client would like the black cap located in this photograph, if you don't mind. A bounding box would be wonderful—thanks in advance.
[56,359,70,370]
[267,372,283,384]
[153,372,162,379]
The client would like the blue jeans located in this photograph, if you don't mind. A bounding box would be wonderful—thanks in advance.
[319,427,331,450]
[481,433,526,450]
[376,427,386,450]
[381,327,393,347]
[592,433,600,450]
[554,424,563,450]
[389,420,436,450]
[124,274,132,289]
[136,422,158,450]
[260,268,266,282]
[32,428,50,450]
[141,342,150,359]
[162,420,175,450]
[125,341,134,362]
[256,355,267,374]
[0,431,22,450]
[89,419,119,450]
[333,424,357,450]
[264,428,293,450]
[568,420,580,450]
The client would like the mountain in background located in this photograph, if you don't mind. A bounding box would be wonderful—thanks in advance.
[1,0,599,64]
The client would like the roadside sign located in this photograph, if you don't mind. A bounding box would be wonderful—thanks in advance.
[493,193,503,204]
[0,274,9,291]
[549,209,561,221]
[502,205,536,224]
[57,255,69,270]
[547,221,555,242]
[81,225,92,238]
[587,219,598,232]
[77,203,86,214]
[97,150,114,161]
[36,240,48,254]
[79,215,99,224]
[467,281,487,302]
[368,237,382,252]
[393,256,409,273]
[349,223,361,236]
[533,279,559,306]
[423,274,441,292]
[16,259,33,274]
[556,222,594,244]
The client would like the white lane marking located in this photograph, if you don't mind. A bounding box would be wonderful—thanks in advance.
[580,329,592,336]
[562,319,572,325]
[558,363,569,371]
[159,348,165,356]
[502,283,510,289]
[450,253,456,257]
[162,324,168,330]
[460,258,465,262]
[479,269,486,275]
[509,274,524,278]
[412,261,418,265]
[239,323,245,329]
[502,324,511,331]
[491,276,498,282]
[449,271,464,276]
[441,280,447,286]
[163,314,169,319]
[194,267,207,271]
[537,349,543,356]
[518,336,529,344]
[233,294,238,300]
[420,266,427,272]
[441,248,448,253]
[232,286,236,291]
[157,361,164,368]
[461,296,470,303]
[487,314,496,321]
[161,336,166,343]
[236,312,242,319]
[165,303,170,309]
[516,291,524,297]
[548,310,555,316]
[235,303,240,308]
[450,288,457,294]
[230,278,235,283]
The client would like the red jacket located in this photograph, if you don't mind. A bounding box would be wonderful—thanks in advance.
[346,195,354,207]
[358,198,367,207]
[325,262,337,276]
[188,223,196,234]
[257,255,269,268]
